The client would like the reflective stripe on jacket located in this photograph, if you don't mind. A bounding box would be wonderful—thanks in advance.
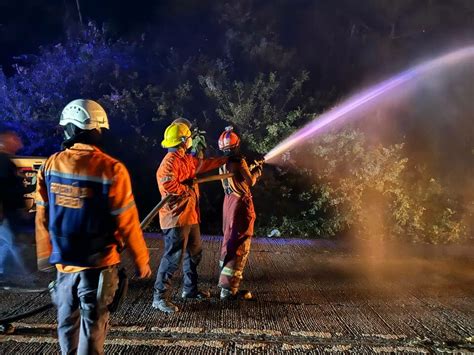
[35,143,149,269]
[157,148,226,229]
[220,156,259,197]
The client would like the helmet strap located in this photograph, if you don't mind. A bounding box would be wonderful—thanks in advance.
[64,123,80,140]
[223,146,240,156]
[62,125,103,149]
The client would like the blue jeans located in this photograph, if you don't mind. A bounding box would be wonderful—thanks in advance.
[0,217,29,277]
[53,266,118,355]
[153,224,202,299]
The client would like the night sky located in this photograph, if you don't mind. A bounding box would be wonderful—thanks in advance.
[2,0,474,80]
[0,0,219,74]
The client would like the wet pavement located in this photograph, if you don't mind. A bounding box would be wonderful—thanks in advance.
[0,235,473,354]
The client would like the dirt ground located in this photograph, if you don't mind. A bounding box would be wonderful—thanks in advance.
[0,235,473,354]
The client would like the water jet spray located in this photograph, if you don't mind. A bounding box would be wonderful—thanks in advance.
[264,46,474,163]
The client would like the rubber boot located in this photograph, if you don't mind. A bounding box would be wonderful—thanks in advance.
[152,298,179,313]
[181,289,211,299]
[220,288,253,300]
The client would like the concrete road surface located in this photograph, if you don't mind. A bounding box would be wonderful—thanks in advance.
[1,235,473,354]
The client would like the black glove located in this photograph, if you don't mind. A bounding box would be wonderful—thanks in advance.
[168,193,186,208]
[182,178,197,189]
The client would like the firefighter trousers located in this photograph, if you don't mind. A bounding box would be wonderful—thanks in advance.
[52,266,118,355]
[219,194,256,292]
[153,224,202,299]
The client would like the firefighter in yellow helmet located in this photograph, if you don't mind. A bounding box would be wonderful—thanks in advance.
[152,122,227,313]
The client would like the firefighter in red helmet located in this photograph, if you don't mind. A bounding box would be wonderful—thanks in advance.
[217,126,263,300]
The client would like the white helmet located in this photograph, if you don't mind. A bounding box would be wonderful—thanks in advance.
[60,99,109,131]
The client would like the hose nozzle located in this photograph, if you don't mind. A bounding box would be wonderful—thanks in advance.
[250,158,265,171]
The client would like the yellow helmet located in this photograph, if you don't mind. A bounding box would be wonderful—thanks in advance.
[161,123,192,148]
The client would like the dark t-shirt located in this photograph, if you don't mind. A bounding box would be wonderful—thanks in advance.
[0,152,25,217]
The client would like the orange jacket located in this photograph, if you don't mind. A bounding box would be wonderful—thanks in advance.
[35,143,149,271]
[157,148,227,229]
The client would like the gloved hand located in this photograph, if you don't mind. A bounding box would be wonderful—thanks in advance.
[168,192,188,208]
[136,263,152,279]
[249,158,265,172]
[179,178,197,199]
[182,178,197,188]
[253,164,263,178]
[37,257,55,272]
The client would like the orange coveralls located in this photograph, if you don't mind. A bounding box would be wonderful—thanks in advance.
[219,157,260,292]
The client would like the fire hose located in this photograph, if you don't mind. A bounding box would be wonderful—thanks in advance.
[0,286,54,334]
[0,172,234,334]
[138,162,264,231]
[140,172,234,230]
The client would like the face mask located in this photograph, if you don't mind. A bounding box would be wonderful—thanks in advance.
[185,136,193,150]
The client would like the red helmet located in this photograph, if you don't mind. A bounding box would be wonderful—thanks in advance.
[218,126,240,151]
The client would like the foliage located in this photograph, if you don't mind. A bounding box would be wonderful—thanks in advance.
[200,71,312,154]
[1,24,134,154]
[201,69,469,243]
[397,174,468,244]
[1,1,472,243]
[0,23,202,216]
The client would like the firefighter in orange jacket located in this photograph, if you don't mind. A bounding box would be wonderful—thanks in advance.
[35,99,151,355]
[217,127,263,300]
[153,122,227,313]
